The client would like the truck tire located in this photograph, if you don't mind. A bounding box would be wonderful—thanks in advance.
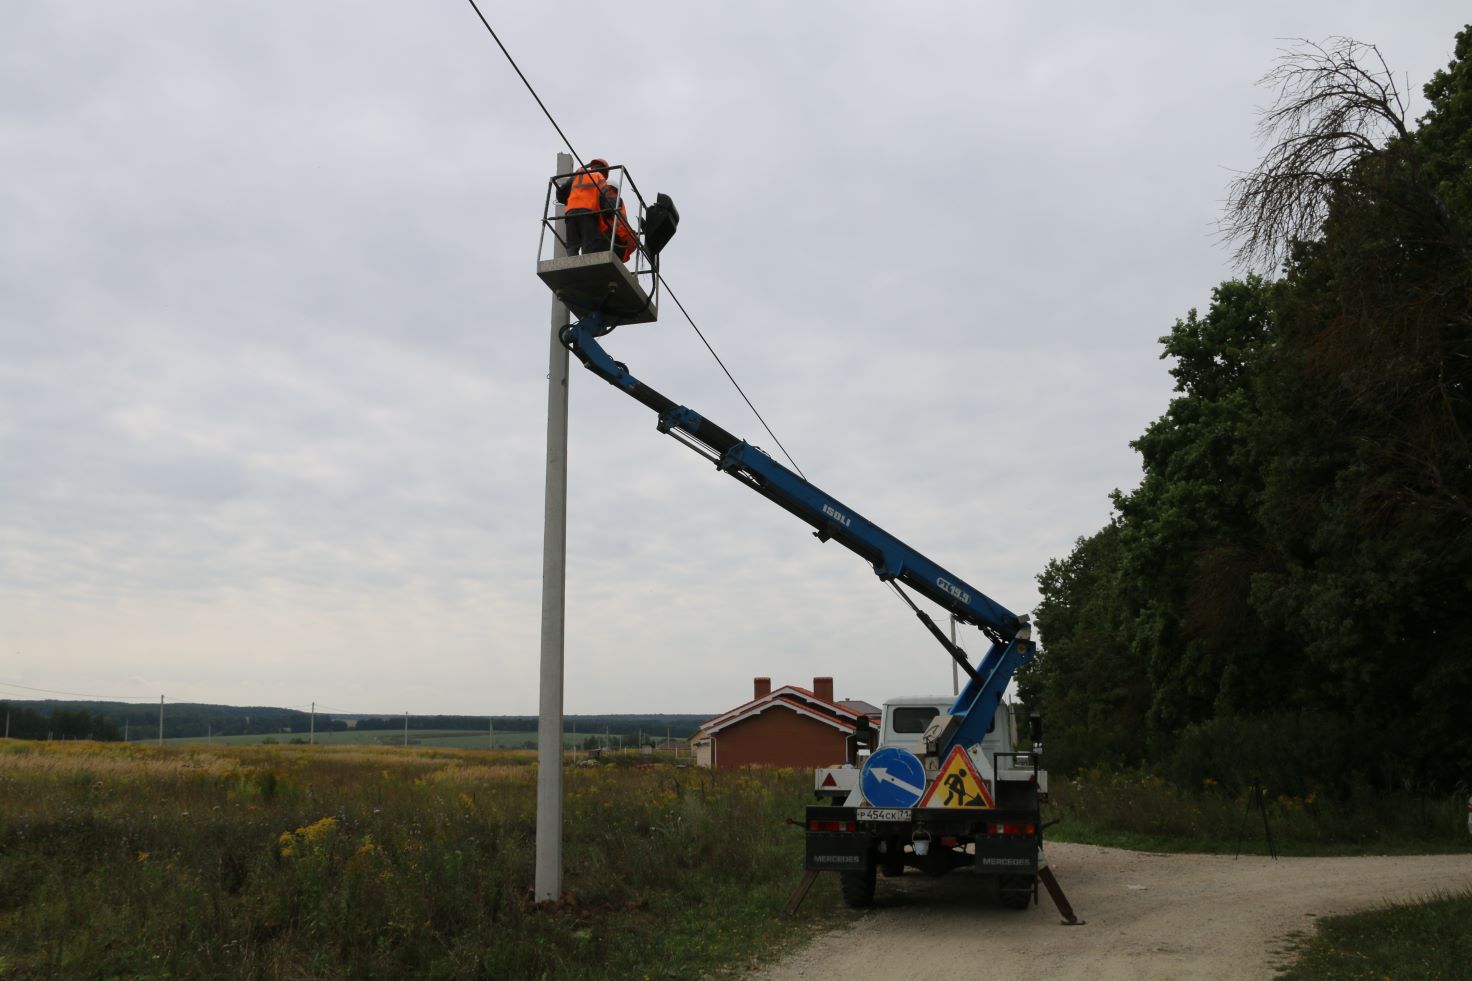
[839,864,877,908]
[998,875,1034,910]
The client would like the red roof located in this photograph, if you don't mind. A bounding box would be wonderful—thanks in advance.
[694,684,862,738]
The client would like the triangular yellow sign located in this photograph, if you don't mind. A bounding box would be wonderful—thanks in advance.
[918,745,994,808]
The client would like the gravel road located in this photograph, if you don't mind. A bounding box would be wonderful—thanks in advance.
[751,842,1472,980]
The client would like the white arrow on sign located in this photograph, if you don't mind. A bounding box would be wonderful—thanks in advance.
[869,767,924,797]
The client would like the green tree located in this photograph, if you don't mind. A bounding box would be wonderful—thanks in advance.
[1032,29,1471,783]
[1020,523,1148,770]
[1245,30,1472,777]
[1113,278,1282,735]
[1025,279,1279,770]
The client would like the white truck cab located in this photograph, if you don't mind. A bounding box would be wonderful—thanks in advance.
[814,697,1046,803]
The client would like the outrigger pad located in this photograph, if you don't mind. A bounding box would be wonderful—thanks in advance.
[536,252,657,326]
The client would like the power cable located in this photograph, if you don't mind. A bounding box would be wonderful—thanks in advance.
[0,679,157,701]
[462,0,807,480]
[463,0,584,173]
[657,280,807,480]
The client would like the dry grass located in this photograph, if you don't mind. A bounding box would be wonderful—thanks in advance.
[0,740,842,979]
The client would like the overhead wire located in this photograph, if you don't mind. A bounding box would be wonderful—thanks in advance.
[0,679,158,701]
[463,0,586,173]
[462,0,807,480]
[657,281,808,481]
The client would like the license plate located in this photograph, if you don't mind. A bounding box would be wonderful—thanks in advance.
[857,807,912,822]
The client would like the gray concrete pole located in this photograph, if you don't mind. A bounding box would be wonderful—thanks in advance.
[536,150,574,903]
[158,695,164,746]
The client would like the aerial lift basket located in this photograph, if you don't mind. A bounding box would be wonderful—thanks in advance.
[536,164,677,327]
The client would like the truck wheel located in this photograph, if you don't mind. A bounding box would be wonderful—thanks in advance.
[998,875,1034,910]
[839,865,877,908]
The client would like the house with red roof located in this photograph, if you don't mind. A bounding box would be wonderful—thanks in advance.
[690,676,878,769]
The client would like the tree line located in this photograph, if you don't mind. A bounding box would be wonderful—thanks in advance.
[1019,29,1471,795]
[0,700,710,742]
[0,702,122,741]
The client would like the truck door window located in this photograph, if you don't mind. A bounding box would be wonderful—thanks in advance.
[891,707,940,733]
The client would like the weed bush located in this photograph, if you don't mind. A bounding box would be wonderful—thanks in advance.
[1046,766,1472,855]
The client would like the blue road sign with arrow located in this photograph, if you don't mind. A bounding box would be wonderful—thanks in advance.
[860,747,927,807]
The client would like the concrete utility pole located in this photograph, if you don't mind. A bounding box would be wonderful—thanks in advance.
[489,716,495,751]
[536,151,574,903]
[310,702,315,745]
[403,711,409,747]
[158,695,164,747]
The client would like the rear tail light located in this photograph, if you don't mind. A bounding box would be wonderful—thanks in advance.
[808,820,858,833]
[990,823,1036,836]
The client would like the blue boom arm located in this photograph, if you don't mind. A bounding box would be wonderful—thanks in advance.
[561,313,1033,754]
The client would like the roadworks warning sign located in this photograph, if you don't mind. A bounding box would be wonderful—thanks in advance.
[917,745,994,808]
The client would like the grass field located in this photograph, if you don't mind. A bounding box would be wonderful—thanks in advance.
[0,740,844,978]
[1276,888,1472,980]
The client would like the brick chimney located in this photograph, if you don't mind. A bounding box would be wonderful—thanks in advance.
[754,677,772,699]
[813,676,834,703]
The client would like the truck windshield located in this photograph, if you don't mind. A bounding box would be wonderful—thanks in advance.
[891,707,940,733]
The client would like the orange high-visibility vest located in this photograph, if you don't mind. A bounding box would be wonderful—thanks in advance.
[597,192,638,261]
[565,168,607,212]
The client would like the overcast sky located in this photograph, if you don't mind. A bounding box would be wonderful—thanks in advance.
[2,3,1466,717]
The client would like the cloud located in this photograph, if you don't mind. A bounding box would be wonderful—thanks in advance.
[3,1,1467,712]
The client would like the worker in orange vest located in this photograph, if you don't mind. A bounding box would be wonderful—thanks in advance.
[555,158,612,255]
[597,182,639,262]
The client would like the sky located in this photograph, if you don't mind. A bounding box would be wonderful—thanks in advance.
[2,3,1467,717]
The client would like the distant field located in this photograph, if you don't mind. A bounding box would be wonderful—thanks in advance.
[163,729,537,749]
[159,729,691,753]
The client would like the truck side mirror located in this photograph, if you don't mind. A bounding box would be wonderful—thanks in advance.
[853,716,874,750]
[1028,713,1043,747]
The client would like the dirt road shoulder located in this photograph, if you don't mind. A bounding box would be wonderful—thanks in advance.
[750,842,1472,980]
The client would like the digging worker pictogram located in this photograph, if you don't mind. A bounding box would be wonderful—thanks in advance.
[942,769,985,807]
[942,769,968,805]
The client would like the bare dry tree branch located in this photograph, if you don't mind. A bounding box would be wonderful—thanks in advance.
[1223,37,1411,272]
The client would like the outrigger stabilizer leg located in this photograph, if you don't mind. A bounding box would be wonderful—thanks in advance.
[781,869,822,918]
[1038,865,1085,925]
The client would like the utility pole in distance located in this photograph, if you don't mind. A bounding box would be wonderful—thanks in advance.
[536,150,574,903]
[403,711,408,747]
[310,702,315,745]
[158,695,164,747]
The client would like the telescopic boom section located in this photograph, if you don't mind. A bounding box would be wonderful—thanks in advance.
[561,313,1033,752]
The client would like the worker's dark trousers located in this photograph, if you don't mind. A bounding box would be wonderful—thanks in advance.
[563,209,609,255]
